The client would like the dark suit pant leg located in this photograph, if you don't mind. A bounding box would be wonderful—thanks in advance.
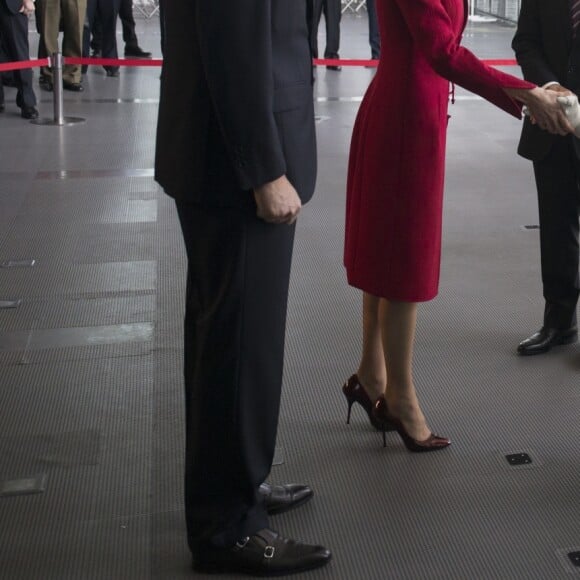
[309,0,323,58]
[158,0,165,54]
[532,137,580,329]
[322,0,341,59]
[366,0,380,59]
[88,0,120,60]
[119,0,137,47]
[0,7,35,108]
[175,202,296,552]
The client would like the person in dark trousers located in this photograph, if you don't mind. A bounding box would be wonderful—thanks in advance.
[83,0,121,77]
[155,0,332,576]
[367,0,380,59]
[90,0,151,59]
[1,34,16,87]
[512,0,580,355]
[0,0,38,118]
[310,0,341,70]
[158,0,163,55]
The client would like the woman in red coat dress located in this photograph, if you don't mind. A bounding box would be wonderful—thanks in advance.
[343,0,572,451]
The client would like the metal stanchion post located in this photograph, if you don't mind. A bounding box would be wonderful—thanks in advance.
[52,52,64,124]
[33,52,85,126]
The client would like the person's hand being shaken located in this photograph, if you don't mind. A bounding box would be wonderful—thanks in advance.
[254,175,302,225]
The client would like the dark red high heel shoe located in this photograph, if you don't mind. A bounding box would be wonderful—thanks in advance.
[342,375,393,431]
[373,397,450,452]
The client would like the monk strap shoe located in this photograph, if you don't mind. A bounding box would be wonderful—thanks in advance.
[192,528,331,576]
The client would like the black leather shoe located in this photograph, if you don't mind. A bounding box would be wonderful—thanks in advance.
[193,528,331,576]
[124,45,152,59]
[104,67,120,78]
[63,81,84,92]
[259,482,313,515]
[517,327,578,356]
[326,65,342,71]
[39,77,53,92]
[20,106,39,120]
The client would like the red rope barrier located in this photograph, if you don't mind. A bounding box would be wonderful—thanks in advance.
[65,56,163,67]
[0,58,50,72]
[0,56,519,73]
[314,58,518,67]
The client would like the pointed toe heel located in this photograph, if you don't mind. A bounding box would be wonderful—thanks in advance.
[373,396,450,452]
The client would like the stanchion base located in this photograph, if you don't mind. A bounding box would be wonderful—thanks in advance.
[31,116,86,126]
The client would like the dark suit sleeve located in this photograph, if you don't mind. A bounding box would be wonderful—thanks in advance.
[512,0,558,86]
[196,0,286,191]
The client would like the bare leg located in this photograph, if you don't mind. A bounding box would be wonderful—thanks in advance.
[356,292,387,400]
[380,299,431,441]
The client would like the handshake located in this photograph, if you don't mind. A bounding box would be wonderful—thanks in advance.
[555,94,580,137]
[522,87,580,136]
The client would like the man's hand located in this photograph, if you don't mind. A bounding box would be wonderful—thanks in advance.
[545,83,573,96]
[19,0,34,16]
[254,175,302,225]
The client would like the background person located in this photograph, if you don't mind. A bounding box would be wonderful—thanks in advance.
[0,0,38,118]
[36,0,86,91]
[310,0,341,71]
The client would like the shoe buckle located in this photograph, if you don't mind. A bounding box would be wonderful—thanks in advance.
[264,545,275,559]
[235,537,250,550]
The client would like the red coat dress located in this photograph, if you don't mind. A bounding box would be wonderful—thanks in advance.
[344,0,535,301]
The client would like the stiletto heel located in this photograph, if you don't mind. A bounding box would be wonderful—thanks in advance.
[372,397,450,452]
[342,375,394,432]
[346,398,354,424]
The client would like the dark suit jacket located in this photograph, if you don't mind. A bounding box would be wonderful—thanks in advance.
[155,0,316,207]
[0,0,31,67]
[513,0,580,161]
[3,0,23,14]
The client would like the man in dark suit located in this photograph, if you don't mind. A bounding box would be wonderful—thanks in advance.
[513,0,580,355]
[310,0,342,70]
[0,0,37,118]
[155,0,332,575]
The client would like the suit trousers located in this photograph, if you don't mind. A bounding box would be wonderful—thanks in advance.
[37,0,86,84]
[119,0,137,47]
[311,0,341,59]
[532,136,580,329]
[83,0,121,63]
[366,0,380,59]
[90,0,137,53]
[175,200,296,551]
[0,2,36,108]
